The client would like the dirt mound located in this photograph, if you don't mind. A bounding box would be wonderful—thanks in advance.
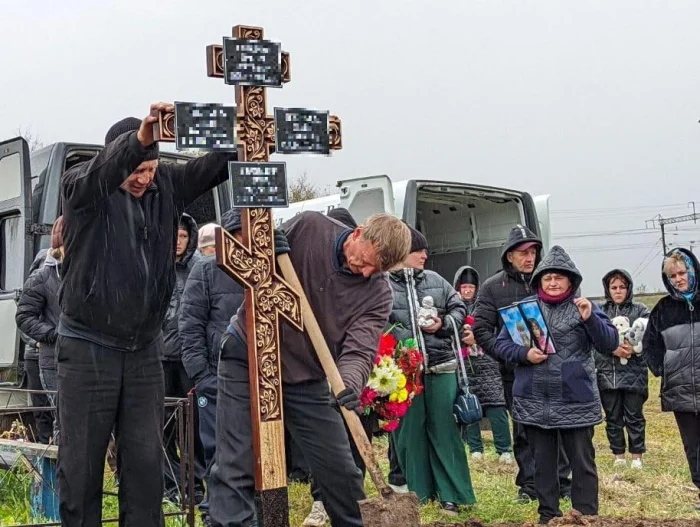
[423,510,700,527]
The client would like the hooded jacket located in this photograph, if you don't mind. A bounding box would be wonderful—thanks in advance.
[163,214,200,361]
[595,269,650,394]
[20,249,51,362]
[59,131,234,351]
[180,209,246,383]
[389,268,466,368]
[453,266,506,407]
[16,256,62,370]
[494,246,618,429]
[642,248,700,413]
[473,225,543,381]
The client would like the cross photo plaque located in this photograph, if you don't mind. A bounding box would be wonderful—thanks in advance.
[174,102,236,151]
[229,161,288,207]
[223,37,282,87]
[274,108,330,155]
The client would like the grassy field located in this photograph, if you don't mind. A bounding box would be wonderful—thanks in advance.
[1,376,696,526]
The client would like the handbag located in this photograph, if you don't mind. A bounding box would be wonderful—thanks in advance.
[446,315,483,425]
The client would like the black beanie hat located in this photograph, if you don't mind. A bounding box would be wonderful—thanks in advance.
[105,117,159,161]
[327,207,358,229]
[408,225,428,253]
[221,208,242,234]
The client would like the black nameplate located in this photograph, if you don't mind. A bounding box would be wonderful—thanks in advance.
[229,162,288,208]
[174,102,236,151]
[223,38,282,87]
[274,108,330,155]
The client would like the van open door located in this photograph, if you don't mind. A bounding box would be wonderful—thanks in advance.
[338,175,395,223]
[533,194,552,251]
[0,138,33,370]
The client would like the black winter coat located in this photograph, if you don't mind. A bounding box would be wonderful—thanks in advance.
[20,249,51,362]
[473,225,543,381]
[59,131,234,351]
[16,258,62,370]
[595,269,650,395]
[454,265,506,407]
[388,268,465,367]
[163,214,199,361]
[494,246,619,429]
[643,248,700,413]
[180,256,245,384]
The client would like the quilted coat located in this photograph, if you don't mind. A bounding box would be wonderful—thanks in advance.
[453,266,506,407]
[494,246,618,429]
[595,269,650,395]
[388,268,466,367]
[642,248,700,413]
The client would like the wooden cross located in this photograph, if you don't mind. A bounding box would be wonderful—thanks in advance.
[154,24,342,526]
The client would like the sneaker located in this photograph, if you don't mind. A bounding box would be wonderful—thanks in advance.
[441,502,458,516]
[499,452,513,464]
[388,483,409,493]
[471,452,484,461]
[513,491,535,504]
[614,456,627,467]
[303,501,329,527]
[630,458,643,470]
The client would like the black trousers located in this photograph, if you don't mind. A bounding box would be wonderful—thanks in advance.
[388,433,407,487]
[56,335,165,527]
[194,374,218,516]
[674,412,700,489]
[286,429,311,483]
[25,358,53,444]
[163,361,205,500]
[208,333,365,527]
[600,390,647,455]
[525,425,598,523]
[504,379,571,498]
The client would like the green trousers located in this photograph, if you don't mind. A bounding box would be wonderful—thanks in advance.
[463,406,512,454]
[393,372,477,505]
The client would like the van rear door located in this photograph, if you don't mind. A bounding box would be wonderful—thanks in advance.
[533,194,552,251]
[338,175,395,223]
[0,138,32,370]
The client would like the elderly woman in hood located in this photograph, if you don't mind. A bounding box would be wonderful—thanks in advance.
[595,269,650,469]
[454,266,513,464]
[494,246,618,525]
[642,248,700,510]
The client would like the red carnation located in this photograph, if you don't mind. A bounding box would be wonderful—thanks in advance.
[382,419,400,432]
[466,315,475,326]
[360,388,378,409]
[377,333,397,358]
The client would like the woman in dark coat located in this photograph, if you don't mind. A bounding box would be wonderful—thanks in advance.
[453,265,513,463]
[642,248,700,509]
[595,269,650,468]
[495,246,618,524]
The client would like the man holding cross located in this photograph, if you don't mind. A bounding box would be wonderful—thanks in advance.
[208,211,411,527]
[57,102,237,526]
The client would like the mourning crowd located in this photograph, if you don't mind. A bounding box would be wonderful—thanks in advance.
[12,106,700,527]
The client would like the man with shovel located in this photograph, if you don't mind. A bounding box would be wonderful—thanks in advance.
[207,211,411,527]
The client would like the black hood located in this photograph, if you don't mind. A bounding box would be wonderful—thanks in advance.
[530,245,583,294]
[602,268,634,304]
[500,224,543,274]
[178,213,198,266]
[661,247,700,301]
[452,265,480,294]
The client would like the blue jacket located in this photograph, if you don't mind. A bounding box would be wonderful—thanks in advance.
[494,246,618,429]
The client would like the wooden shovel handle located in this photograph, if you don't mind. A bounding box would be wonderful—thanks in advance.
[277,253,393,498]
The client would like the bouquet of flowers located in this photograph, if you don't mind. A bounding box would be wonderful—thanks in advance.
[359,331,424,432]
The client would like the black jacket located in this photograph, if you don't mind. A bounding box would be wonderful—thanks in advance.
[595,269,650,395]
[642,248,700,413]
[20,249,51,362]
[473,225,543,381]
[59,131,234,351]
[163,214,199,361]
[454,266,506,407]
[180,209,245,383]
[494,246,619,429]
[16,257,62,370]
[388,268,465,367]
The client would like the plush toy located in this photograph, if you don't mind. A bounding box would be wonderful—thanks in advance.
[611,316,631,365]
[624,317,648,355]
[417,296,438,328]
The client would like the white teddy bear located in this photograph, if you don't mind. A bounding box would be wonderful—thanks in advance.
[611,316,631,365]
[624,317,649,355]
[417,296,438,328]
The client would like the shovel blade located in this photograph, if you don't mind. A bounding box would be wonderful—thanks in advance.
[359,491,421,527]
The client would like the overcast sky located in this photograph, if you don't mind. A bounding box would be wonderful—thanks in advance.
[2,1,699,295]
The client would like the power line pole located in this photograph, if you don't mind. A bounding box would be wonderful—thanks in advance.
[646,201,700,254]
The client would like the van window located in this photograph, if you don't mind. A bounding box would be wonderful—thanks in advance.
[0,215,23,291]
[0,153,22,202]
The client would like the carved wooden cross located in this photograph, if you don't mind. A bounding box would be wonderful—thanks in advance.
[154,24,342,526]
